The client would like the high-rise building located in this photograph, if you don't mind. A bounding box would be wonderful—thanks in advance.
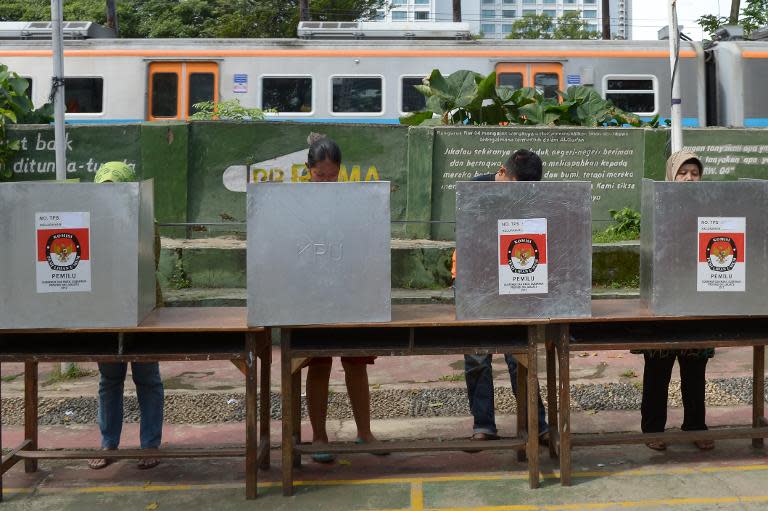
[373,0,631,40]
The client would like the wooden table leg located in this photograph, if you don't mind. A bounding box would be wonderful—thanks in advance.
[753,345,765,449]
[258,333,272,470]
[291,368,302,470]
[24,362,38,473]
[281,332,294,496]
[527,326,541,489]
[558,325,572,486]
[516,355,528,463]
[545,332,558,460]
[245,334,258,500]
[1,360,4,502]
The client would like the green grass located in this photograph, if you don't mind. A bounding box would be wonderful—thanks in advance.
[438,372,465,382]
[44,365,97,386]
[620,369,638,378]
[592,230,640,244]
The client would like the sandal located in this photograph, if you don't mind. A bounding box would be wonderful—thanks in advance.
[694,440,715,451]
[646,441,667,451]
[88,448,116,470]
[138,457,160,470]
[470,432,500,441]
[311,452,336,463]
[355,437,390,456]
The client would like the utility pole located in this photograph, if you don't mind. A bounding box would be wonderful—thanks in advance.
[668,0,682,153]
[453,0,462,22]
[601,0,611,39]
[105,0,119,35]
[300,0,310,21]
[729,0,741,24]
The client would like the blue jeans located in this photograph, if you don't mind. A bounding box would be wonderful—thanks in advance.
[97,362,164,449]
[464,354,548,436]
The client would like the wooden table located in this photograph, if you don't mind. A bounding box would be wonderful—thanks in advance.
[550,299,768,486]
[0,307,271,500]
[279,304,556,496]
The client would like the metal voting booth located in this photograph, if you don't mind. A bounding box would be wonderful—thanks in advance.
[640,178,768,316]
[454,181,592,320]
[0,181,156,329]
[247,182,392,327]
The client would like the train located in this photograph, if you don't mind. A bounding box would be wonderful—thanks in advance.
[1,21,767,127]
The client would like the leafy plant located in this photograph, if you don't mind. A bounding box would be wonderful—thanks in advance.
[698,0,768,39]
[507,11,600,40]
[0,64,54,180]
[189,98,271,121]
[401,69,648,128]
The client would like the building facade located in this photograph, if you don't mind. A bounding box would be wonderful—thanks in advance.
[374,0,631,40]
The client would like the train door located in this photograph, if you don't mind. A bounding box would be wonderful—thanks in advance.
[147,62,219,121]
[495,63,563,99]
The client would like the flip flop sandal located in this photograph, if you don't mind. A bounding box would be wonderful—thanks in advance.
[138,458,160,470]
[470,433,500,441]
[355,438,391,456]
[88,457,113,470]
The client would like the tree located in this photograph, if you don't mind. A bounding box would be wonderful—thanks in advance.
[697,0,768,38]
[507,12,599,40]
[453,0,461,22]
[729,0,741,24]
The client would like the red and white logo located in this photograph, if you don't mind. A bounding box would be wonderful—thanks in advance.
[498,218,548,295]
[697,217,745,292]
[36,212,91,293]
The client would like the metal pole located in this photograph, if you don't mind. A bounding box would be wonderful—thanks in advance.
[601,0,611,39]
[299,0,309,22]
[51,0,67,181]
[105,0,119,35]
[453,0,462,22]
[668,0,683,153]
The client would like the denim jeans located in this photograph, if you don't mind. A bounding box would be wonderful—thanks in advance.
[464,354,548,436]
[97,362,164,449]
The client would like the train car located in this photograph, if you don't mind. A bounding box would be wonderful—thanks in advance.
[705,40,768,127]
[0,21,711,126]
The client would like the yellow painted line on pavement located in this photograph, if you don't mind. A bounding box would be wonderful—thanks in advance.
[426,495,768,511]
[411,480,425,511]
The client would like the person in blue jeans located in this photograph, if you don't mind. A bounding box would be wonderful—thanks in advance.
[87,162,165,470]
[456,149,549,443]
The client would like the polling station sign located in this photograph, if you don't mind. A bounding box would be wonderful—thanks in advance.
[498,218,548,295]
[36,212,91,293]
[697,217,745,292]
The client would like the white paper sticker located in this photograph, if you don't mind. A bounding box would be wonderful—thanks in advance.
[498,218,548,295]
[35,212,91,293]
[697,216,745,292]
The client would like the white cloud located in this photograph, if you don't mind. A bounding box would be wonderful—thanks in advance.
[632,0,727,40]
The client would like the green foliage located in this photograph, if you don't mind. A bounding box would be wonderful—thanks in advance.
[592,207,641,243]
[189,99,270,121]
[0,0,383,38]
[697,0,768,38]
[507,11,599,40]
[0,64,54,180]
[169,257,191,289]
[401,70,649,128]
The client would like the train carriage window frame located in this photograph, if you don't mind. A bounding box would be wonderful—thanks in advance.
[63,76,104,116]
[602,74,658,116]
[260,75,314,116]
[329,75,385,116]
[399,75,429,115]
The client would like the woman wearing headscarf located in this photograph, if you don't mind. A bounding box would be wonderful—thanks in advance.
[637,151,714,452]
[88,162,164,470]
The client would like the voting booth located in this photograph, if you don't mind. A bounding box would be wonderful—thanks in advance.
[454,181,592,320]
[0,181,156,329]
[640,179,768,316]
[247,182,391,326]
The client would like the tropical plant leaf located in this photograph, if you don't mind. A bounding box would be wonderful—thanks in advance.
[519,103,560,125]
[398,111,434,126]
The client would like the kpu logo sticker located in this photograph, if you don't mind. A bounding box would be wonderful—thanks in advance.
[36,212,91,293]
[697,217,745,292]
[498,218,548,295]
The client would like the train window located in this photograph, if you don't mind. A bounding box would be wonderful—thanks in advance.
[604,76,656,114]
[331,77,382,113]
[188,73,215,116]
[151,73,179,118]
[401,77,426,113]
[498,73,523,89]
[262,77,313,113]
[534,73,559,99]
[64,78,103,113]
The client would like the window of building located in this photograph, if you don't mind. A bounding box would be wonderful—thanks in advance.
[583,10,597,18]
[587,22,598,31]
[501,24,513,34]
[564,0,577,3]
[543,0,557,3]
[482,0,496,4]
[604,76,657,114]
[392,10,407,20]
[401,77,427,112]
[64,77,103,114]
[414,0,429,5]
[543,9,556,16]
[262,77,312,113]
[391,0,406,6]
[481,24,496,34]
[482,9,495,19]
[522,0,536,4]
[503,0,516,4]
[414,10,430,20]
[332,77,383,113]
[502,9,516,18]
[523,9,537,15]
[584,0,597,3]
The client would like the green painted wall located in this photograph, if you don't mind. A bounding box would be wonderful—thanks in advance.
[683,128,768,180]
[140,122,189,223]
